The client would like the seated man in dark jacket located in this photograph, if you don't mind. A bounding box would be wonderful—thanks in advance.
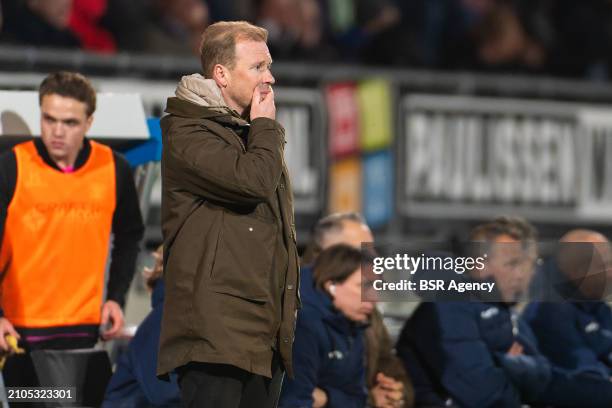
[524,229,612,380]
[397,217,612,408]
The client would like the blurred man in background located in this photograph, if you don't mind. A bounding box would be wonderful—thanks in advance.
[397,217,612,408]
[0,71,144,386]
[524,229,612,379]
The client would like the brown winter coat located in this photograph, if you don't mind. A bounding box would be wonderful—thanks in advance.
[157,76,300,379]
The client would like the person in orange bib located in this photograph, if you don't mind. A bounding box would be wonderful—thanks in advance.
[0,71,144,387]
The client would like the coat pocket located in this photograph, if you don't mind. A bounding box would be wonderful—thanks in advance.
[209,212,277,302]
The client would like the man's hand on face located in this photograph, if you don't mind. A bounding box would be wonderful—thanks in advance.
[372,372,405,408]
[250,84,275,121]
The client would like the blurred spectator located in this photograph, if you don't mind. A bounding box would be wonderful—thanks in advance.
[256,0,329,61]
[139,0,210,55]
[516,0,612,79]
[1,0,80,48]
[374,0,492,68]
[69,0,116,53]
[322,0,401,63]
[0,0,116,53]
[397,217,612,407]
[1,0,612,79]
[301,212,414,408]
[475,1,546,74]
[279,244,374,408]
[103,246,182,408]
[524,230,612,379]
[207,0,255,21]
[100,0,148,51]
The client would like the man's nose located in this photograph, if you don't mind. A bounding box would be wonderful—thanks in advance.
[53,122,65,136]
[265,70,275,85]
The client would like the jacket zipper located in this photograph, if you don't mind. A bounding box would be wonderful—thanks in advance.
[511,313,519,336]
[228,122,247,152]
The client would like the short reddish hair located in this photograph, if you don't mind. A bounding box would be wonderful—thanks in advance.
[199,21,268,78]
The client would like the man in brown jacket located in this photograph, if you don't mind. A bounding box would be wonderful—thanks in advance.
[157,21,299,408]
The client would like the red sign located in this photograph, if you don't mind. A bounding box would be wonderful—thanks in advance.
[326,83,360,158]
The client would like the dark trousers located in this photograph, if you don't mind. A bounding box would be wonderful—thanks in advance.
[534,367,612,407]
[178,356,284,408]
[4,336,97,387]
[4,336,97,408]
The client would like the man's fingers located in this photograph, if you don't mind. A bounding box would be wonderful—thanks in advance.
[0,335,8,351]
[380,379,403,390]
[113,310,124,331]
[7,325,20,340]
[100,306,110,325]
[250,84,275,120]
[110,312,123,332]
[251,85,261,106]
[385,390,404,400]
[102,306,124,339]
[263,87,274,101]
[377,372,392,382]
[100,302,119,339]
[377,374,399,388]
[508,342,523,356]
[378,376,394,385]
[102,318,121,339]
[105,321,121,337]
[0,319,20,351]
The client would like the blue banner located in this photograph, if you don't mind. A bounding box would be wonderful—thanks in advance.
[363,150,394,227]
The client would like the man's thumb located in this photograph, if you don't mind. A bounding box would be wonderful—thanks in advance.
[100,306,109,324]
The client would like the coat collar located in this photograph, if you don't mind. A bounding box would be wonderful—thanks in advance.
[168,73,249,128]
[34,138,91,172]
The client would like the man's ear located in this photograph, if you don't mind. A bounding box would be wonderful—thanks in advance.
[85,115,94,133]
[212,64,229,88]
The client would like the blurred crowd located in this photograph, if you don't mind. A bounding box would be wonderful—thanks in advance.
[1,0,612,80]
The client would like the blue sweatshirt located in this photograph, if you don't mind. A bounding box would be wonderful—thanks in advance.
[398,299,612,408]
[103,280,181,408]
[524,300,612,379]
